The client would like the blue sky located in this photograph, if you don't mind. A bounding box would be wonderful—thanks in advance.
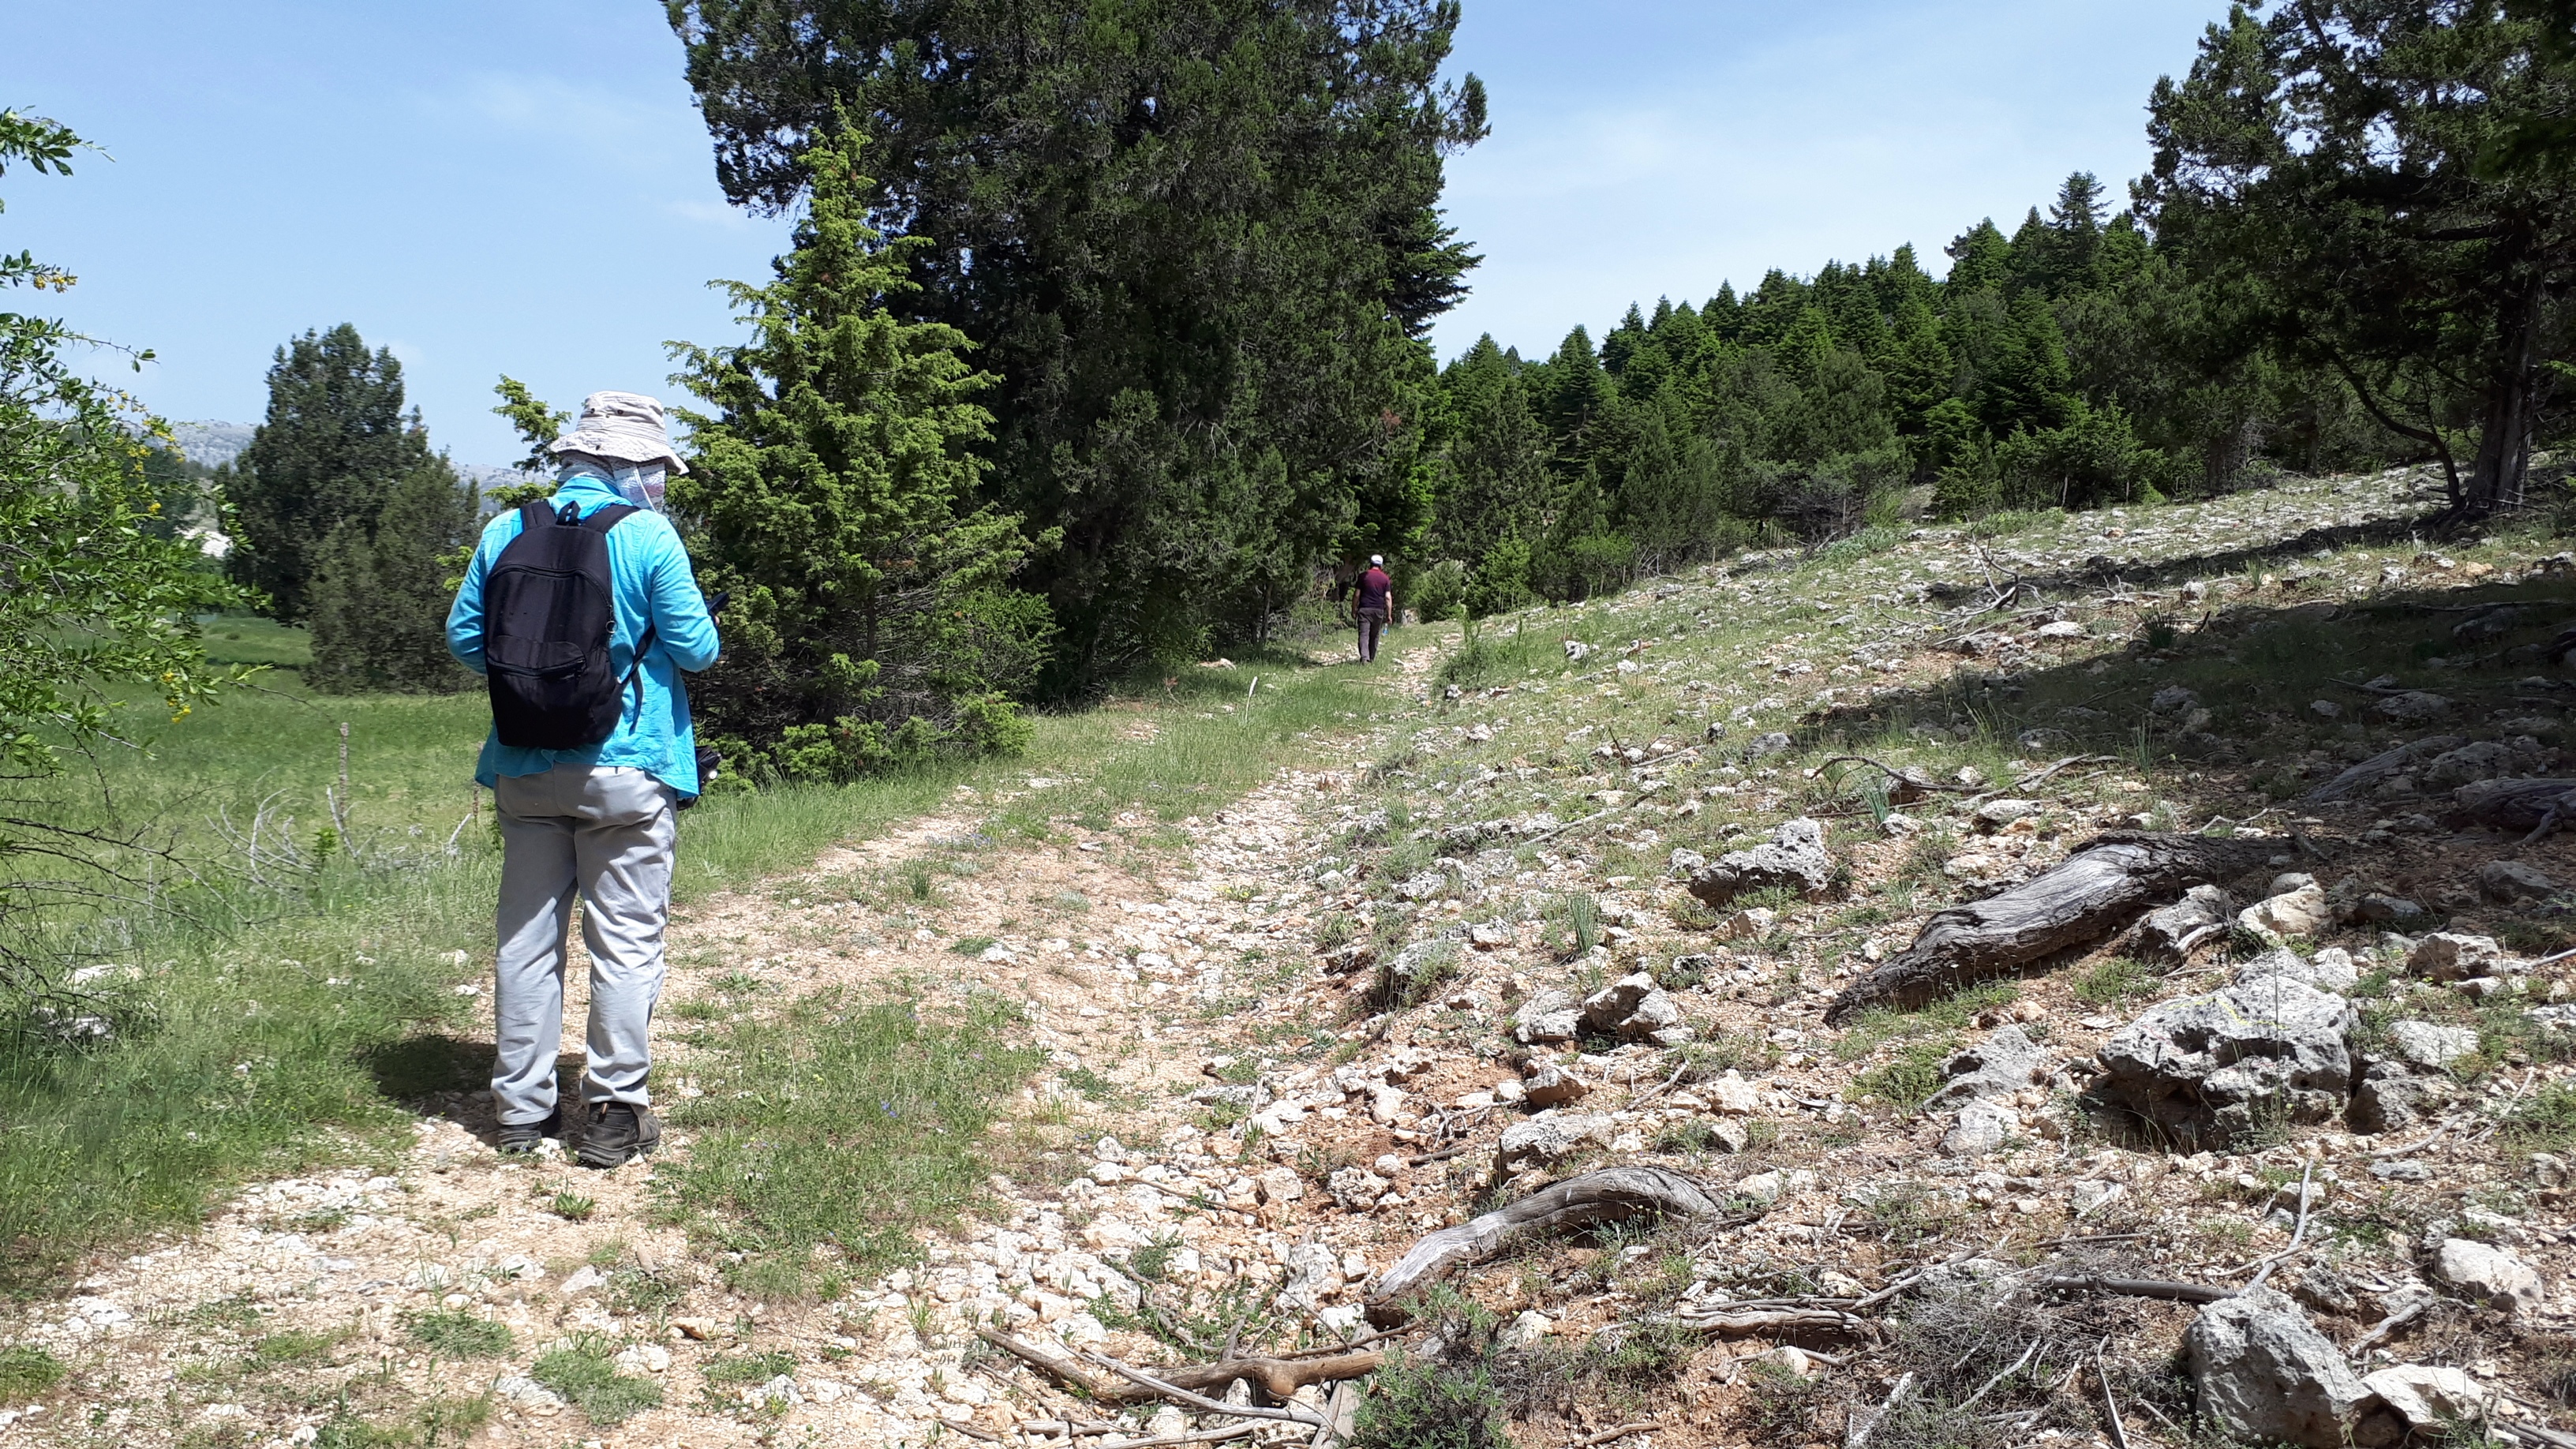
[11,0,2224,463]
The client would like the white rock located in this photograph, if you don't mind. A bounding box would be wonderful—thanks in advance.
[2432,1237,2544,1314]
[2361,1364,2498,1430]
[1702,1070,1761,1115]
[2386,1020,2479,1070]
[1942,1100,2016,1157]
[2239,884,2331,942]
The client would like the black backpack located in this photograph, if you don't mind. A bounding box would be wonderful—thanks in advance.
[482,500,653,749]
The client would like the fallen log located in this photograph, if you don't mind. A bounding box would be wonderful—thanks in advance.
[1824,832,2275,1024]
[1365,1167,1726,1325]
[1669,1305,1872,1337]
[2443,777,2576,833]
[2301,736,2462,803]
[2029,1274,2233,1304]
[973,1327,1383,1406]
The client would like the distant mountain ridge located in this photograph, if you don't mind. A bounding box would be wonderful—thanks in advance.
[167,420,543,497]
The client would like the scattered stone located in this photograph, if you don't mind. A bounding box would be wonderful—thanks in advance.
[2035,620,2084,640]
[2240,882,2332,942]
[2421,736,2545,789]
[1971,798,2042,833]
[2349,1064,2453,1135]
[2357,1365,2498,1440]
[1521,1064,1589,1106]
[2406,933,2516,981]
[2387,1020,2479,1070]
[2355,893,2427,928]
[2372,691,2457,724]
[2136,884,2233,958]
[1563,640,1592,662]
[2184,1286,2372,1449]
[1275,1241,1344,1314]
[1325,1167,1388,1211]
[1922,1024,2048,1111]
[1256,1166,1305,1204]
[2432,1237,2544,1314]
[1685,817,1833,908]
[1702,1070,1761,1115]
[2095,978,2357,1148]
[1496,1114,1613,1174]
[2234,946,2358,994]
[1747,732,1795,758]
[1942,1100,2016,1157]
[2309,700,2342,720]
[1728,1168,1813,1208]
[1514,990,1584,1044]
[1499,1309,1554,1349]
[2481,859,2557,902]
[1702,1119,1751,1153]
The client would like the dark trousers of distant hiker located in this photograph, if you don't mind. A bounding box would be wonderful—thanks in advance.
[1357,607,1386,662]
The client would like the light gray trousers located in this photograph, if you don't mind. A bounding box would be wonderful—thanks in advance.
[491,764,676,1125]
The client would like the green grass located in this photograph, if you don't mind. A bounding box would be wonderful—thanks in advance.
[660,988,1044,1297]
[701,1350,796,1386]
[249,1327,343,1369]
[2071,957,2160,1005]
[0,1343,64,1398]
[529,1336,661,1425]
[400,1309,512,1358]
[196,612,315,670]
[549,1191,596,1222]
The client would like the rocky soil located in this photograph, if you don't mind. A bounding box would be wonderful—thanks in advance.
[13,466,2576,1449]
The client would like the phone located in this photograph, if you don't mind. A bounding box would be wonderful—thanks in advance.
[706,588,732,616]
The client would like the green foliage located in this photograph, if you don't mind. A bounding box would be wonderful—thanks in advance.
[0,1343,64,1398]
[225,324,432,623]
[530,1335,662,1425]
[671,122,1052,783]
[401,1309,513,1359]
[702,1350,796,1386]
[2141,3,2576,511]
[306,455,481,695]
[670,0,1485,686]
[1348,1351,1511,1449]
[2508,1080,2576,1151]
[0,108,252,998]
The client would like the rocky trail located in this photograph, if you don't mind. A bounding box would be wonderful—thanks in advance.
[17,466,2576,1449]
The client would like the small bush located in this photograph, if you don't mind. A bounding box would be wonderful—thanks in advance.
[702,1350,797,1387]
[1349,1351,1510,1449]
[1741,1359,1828,1441]
[549,1191,596,1222]
[2509,1082,2576,1151]
[0,1344,64,1398]
[402,1309,512,1358]
[1852,1040,1950,1111]
[1368,939,1461,1014]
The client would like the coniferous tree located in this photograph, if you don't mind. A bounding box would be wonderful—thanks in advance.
[225,325,429,622]
[305,457,481,695]
[670,122,1051,783]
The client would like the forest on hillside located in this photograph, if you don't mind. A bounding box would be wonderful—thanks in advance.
[17,1,2569,790]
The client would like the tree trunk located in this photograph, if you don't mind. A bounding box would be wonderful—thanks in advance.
[2469,256,2546,512]
[1822,832,2276,1024]
[1365,1167,1727,1324]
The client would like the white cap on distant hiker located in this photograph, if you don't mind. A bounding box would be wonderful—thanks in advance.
[549,391,689,475]
[1370,554,1383,566]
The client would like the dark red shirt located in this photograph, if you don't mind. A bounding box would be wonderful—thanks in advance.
[1356,567,1391,613]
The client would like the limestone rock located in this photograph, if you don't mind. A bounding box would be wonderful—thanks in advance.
[2406,933,2518,981]
[2136,884,2233,958]
[2372,691,2457,724]
[1580,972,1655,1030]
[2240,883,2331,942]
[2185,1286,2372,1449]
[1325,1167,1389,1211]
[1686,818,1833,908]
[2481,859,2557,902]
[2348,1065,2452,1135]
[2096,977,2357,1148]
[2359,1365,2498,1436]
[2432,1237,2544,1314]
[2387,1020,2479,1070]
[1728,1167,1813,1208]
[1256,1166,1305,1204]
[2355,893,2428,928]
[1702,1069,1761,1115]
[1513,990,1583,1044]
[1521,1064,1589,1106]
[1495,1114,1612,1174]
[2421,736,2544,789]
[1971,798,2042,833]
[1922,1024,2048,1112]
[1942,1099,2016,1157]
[2234,946,2359,994]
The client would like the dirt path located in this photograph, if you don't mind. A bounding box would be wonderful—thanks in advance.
[5,646,1441,1449]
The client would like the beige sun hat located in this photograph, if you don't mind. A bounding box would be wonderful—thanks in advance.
[548,390,688,474]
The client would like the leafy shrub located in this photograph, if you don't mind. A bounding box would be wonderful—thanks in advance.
[0,1344,63,1398]
[1348,1352,1510,1449]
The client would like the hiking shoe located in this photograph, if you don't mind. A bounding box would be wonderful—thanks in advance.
[496,1107,561,1155]
[577,1101,661,1170]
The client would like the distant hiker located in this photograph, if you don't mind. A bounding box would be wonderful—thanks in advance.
[445,391,720,1169]
[1355,555,1393,663]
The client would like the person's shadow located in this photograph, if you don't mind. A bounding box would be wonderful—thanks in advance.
[360,1034,584,1146]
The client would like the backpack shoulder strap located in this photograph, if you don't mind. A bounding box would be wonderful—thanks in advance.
[516,500,556,535]
[579,504,642,534]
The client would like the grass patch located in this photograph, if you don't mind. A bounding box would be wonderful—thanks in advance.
[2072,956,2160,1005]
[2508,1081,2576,1151]
[530,1335,661,1425]
[250,1327,343,1369]
[549,1191,596,1222]
[660,987,1043,1294]
[401,1309,512,1359]
[1851,1040,1952,1111]
[702,1350,796,1386]
[0,1343,65,1398]
[1833,980,2020,1062]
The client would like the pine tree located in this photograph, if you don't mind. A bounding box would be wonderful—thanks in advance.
[224,325,429,623]
[670,122,1051,783]
[305,456,480,695]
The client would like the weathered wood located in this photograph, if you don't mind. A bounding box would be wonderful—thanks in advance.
[1671,1305,1872,1336]
[2302,736,2462,803]
[972,1327,1381,1406]
[1365,1167,1725,1324]
[1823,832,2275,1024]
[2443,777,2576,832]
[2030,1274,2233,1304]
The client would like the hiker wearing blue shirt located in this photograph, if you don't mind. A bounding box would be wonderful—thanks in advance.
[445,391,718,1168]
